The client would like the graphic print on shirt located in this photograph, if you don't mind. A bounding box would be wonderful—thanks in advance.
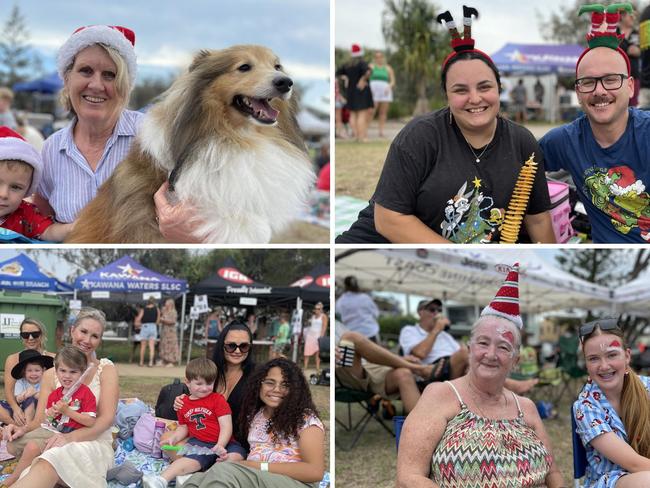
[440,178,504,243]
[584,165,650,240]
[184,407,212,431]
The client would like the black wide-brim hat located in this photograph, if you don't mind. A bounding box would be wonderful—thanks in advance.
[11,349,54,379]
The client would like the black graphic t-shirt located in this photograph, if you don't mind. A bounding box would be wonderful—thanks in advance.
[337,108,551,243]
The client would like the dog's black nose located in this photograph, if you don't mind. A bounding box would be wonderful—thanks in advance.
[273,76,293,93]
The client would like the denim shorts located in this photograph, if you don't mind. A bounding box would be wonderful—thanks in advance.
[139,322,158,340]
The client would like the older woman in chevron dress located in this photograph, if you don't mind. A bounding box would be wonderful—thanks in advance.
[396,265,565,488]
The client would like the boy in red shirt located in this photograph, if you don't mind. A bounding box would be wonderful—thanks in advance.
[0,126,72,240]
[143,358,232,488]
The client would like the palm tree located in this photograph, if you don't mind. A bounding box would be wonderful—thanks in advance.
[382,0,446,116]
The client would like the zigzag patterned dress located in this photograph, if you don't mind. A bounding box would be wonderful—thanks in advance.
[430,382,552,487]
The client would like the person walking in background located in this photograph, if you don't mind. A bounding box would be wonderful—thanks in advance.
[270,312,291,359]
[369,51,396,138]
[137,297,160,367]
[639,3,650,107]
[303,302,328,372]
[336,44,374,142]
[511,78,528,123]
[159,298,180,367]
[204,309,222,342]
[129,304,142,364]
[335,275,380,342]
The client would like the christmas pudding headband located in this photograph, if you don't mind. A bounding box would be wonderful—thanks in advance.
[576,3,633,76]
[437,5,493,71]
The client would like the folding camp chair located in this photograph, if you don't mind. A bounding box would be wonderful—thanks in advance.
[335,370,394,450]
[571,407,588,488]
[552,334,586,404]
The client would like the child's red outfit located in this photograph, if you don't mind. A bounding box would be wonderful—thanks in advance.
[177,392,231,443]
[46,383,96,432]
[0,201,53,238]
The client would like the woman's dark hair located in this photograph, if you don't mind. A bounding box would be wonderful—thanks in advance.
[440,51,502,94]
[212,320,255,392]
[239,357,319,443]
[344,275,359,292]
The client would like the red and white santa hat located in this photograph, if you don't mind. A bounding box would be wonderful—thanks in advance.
[0,126,42,195]
[480,263,523,329]
[57,25,137,87]
[350,44,364,58]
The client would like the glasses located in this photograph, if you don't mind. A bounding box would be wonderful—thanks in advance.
[575,74,628,93]
[261,379,290,391]
[20,331,41,340]
[579,318,621,341]
[224,342,251,353]
[425,306,442,314]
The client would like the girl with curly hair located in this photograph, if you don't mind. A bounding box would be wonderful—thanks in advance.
[183,358,325,487]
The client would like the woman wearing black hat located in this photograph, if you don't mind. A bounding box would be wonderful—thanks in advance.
[0,318,55,427]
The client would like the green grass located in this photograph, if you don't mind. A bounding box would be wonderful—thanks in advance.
[96,340,207,364]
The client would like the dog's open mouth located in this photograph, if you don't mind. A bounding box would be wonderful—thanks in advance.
[233,95,279,124]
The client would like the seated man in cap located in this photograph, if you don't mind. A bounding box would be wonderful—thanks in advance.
[399,298,537,393]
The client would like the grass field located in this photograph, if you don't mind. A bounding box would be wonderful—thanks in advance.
[335,382,580,488]
[335,139,391,201]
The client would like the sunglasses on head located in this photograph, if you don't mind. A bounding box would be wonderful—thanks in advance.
[224,342,251,353]
[20,331,41,340]
[579,318,621,341]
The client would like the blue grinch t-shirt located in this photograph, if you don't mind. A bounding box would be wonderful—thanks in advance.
[541,108,650,243]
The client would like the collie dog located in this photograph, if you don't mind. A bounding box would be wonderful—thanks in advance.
[67,45,315,243]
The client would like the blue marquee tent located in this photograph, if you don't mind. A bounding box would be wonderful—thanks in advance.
[73,255,188,298]
[13,72,63,94]
[491,43,584,75]
[0,253,71,292]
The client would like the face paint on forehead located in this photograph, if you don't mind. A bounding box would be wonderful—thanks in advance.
[495,325,515,346]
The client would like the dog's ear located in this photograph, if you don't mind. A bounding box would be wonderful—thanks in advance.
[189,50,212,72]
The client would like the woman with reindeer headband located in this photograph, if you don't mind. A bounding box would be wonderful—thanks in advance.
[397,264,564,487]
[337,6,556,244]
[575,318,650,487]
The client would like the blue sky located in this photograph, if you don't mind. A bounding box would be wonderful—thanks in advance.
[10,0,330,112]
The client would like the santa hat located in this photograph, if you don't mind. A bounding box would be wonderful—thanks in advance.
[480,263,523,329]
[350,44,364,58]
[438,6,493,71]
[0,126,42,195]
[576,4,632,76]
[57,25,137,87]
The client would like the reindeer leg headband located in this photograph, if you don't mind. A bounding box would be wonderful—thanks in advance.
[438,5,493,71]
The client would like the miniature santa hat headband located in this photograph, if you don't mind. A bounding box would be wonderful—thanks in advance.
[480,263,523,329]
[437,5,493,71]
[576,3,632,76]
[57,25,137,87]
[350,43,364,58]
[0,126,42,195]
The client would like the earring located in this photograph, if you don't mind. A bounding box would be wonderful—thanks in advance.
[449,110,453,125]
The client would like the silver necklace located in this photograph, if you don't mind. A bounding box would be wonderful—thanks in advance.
[464,137,490,163]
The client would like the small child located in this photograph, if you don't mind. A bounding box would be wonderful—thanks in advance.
[0,349,53,424]
[0,126,72,241]
[270,312,290,359]
[2,346,95,487]
[143,358,232,488]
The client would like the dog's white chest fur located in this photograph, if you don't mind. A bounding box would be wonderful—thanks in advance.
[138,118,314,243]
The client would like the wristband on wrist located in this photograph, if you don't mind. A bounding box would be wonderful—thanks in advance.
[260,462,269,472]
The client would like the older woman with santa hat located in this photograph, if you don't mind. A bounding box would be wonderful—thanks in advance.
[397,264,565,488]
[33,25,199,242]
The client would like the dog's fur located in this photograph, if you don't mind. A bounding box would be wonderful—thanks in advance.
[66,45,314,243]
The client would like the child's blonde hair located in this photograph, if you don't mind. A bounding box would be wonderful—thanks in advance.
[0,159,33,178]
[55,345,88,372]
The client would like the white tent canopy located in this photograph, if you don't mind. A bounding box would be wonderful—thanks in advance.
[612,270,650,314]
[335,249,612,314]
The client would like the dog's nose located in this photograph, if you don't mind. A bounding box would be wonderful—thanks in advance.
[273,76,293,94]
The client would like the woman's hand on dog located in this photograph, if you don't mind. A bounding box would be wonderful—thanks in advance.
[154,181,206,243]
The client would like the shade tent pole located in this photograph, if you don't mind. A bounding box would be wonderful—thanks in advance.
[292,296,303,363]
[179,293,187,365]
[187,317,196,364]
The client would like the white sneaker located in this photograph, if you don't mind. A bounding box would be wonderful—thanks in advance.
[176,474,193,486]
[142,474,168,488]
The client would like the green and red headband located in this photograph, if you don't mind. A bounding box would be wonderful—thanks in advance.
[438,5,493,71]
[576,3,633,76]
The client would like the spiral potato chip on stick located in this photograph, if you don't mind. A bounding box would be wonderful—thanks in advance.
[500,153,538,243]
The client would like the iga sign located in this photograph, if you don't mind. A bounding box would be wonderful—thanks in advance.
[218,267,253,284]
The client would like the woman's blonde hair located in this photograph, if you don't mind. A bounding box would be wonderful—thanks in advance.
[20,317,47,350]
[582,326,650,457]
[59,44,131,114]
[72,307,107,334]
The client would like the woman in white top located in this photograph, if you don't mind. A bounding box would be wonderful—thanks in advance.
[335,275,380,341]
[303,302,328,371]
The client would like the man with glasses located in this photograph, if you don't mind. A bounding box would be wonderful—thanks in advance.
[399,299,467,388]
[540,6,650,243]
